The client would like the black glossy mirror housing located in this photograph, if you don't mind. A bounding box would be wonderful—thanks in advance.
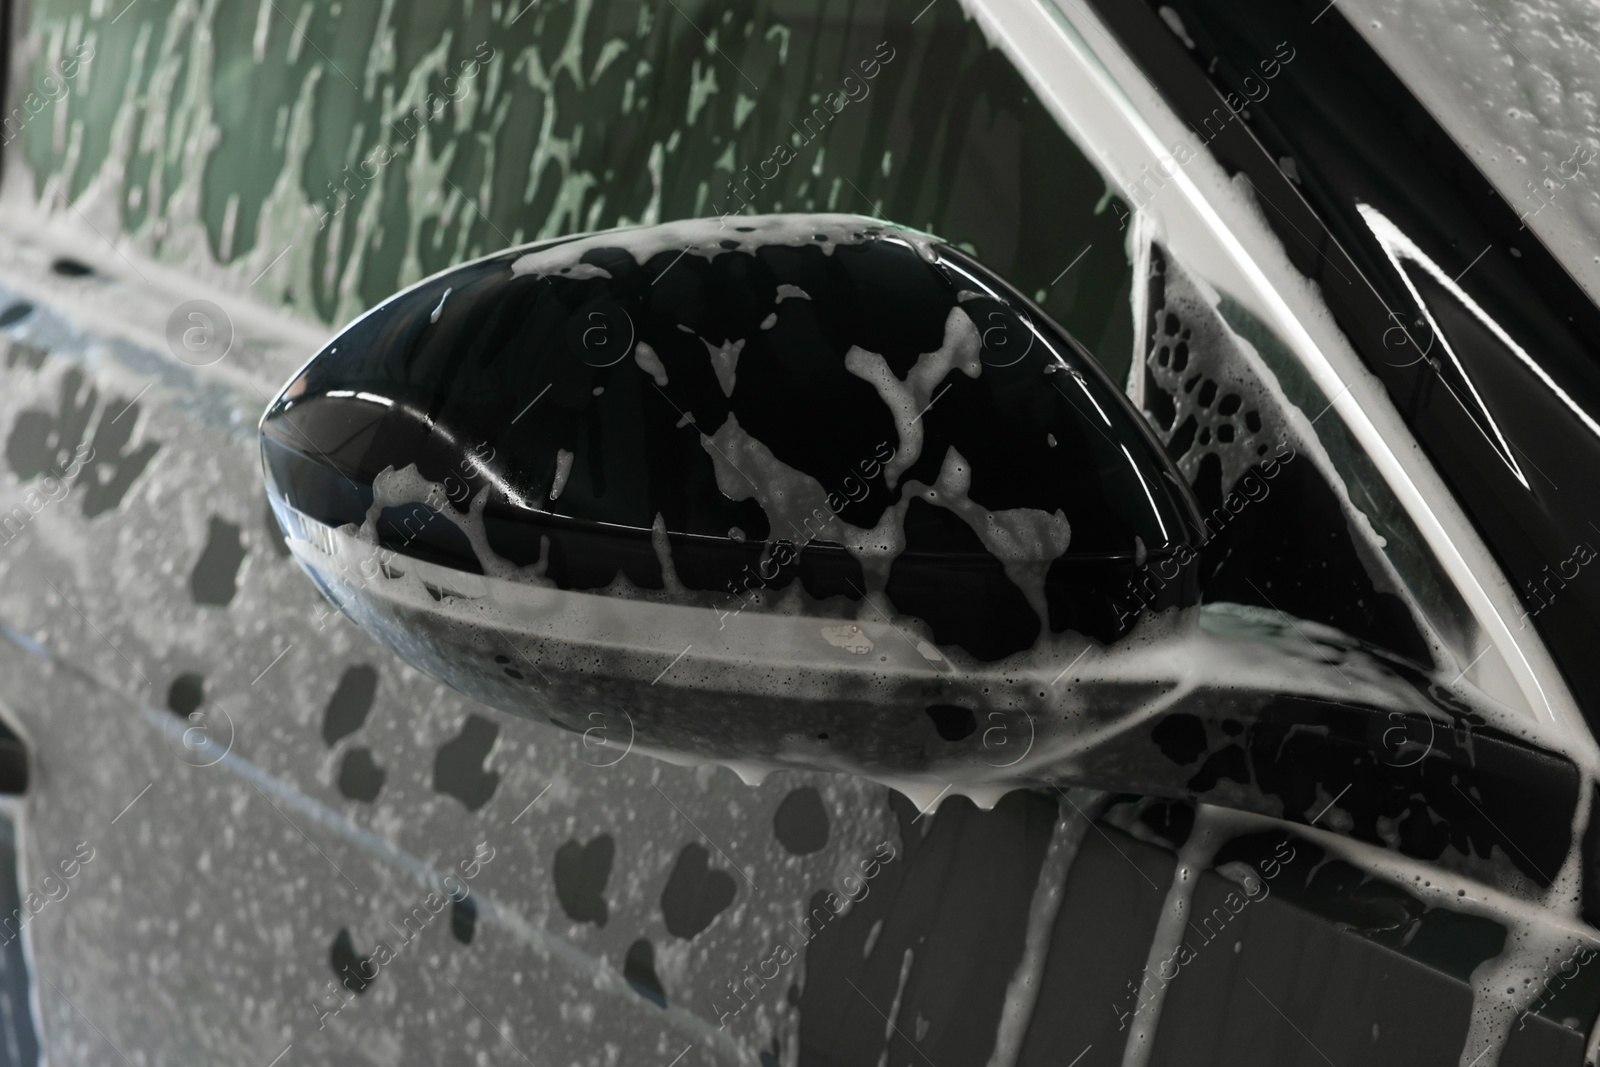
[261,214,1202,785]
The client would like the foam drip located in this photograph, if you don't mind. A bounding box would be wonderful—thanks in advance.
[843,307,983,489]
[1118,807,1227,1067]
[985,792,1103,1067]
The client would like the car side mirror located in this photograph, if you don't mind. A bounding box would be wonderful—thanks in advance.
[259,214,1575,882]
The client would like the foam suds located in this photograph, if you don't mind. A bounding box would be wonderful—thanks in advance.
[1119,807,1228,1067]
[913,448,1070,629]
[703,336,745,397]
[634,340,668,386]
[650,512,687,595]
[843,306,983,489]
[702,413,838,546]
[429,286,451,323]
[985,792,1102,1067]
[549,449,574,501]
[722,760,771,788]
